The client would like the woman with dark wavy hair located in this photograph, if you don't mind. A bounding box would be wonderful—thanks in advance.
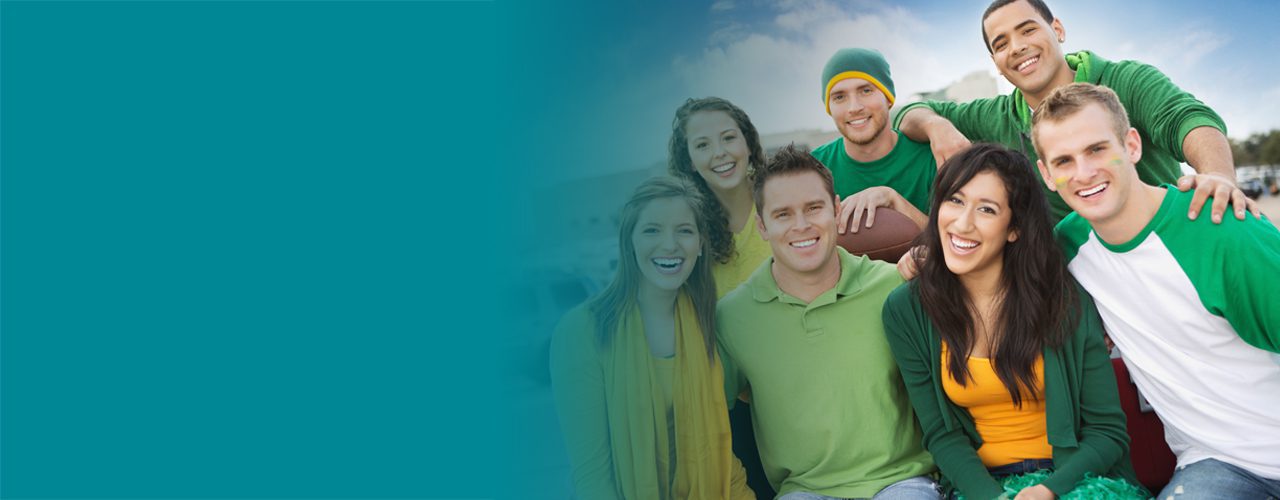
[551,177,754,500]
[881,143,1144,500]
[667,97,772,298]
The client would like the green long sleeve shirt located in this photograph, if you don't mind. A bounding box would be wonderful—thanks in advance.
[881,282,1140,499]
[893,51,1226,222]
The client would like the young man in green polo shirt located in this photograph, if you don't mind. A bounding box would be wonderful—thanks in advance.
[1032,82,1280,499]
[810,48,935,235]
[893,0,1257,224]
[716,145,938,499]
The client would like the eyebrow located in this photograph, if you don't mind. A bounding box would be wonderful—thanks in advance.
[953,189,1004,207]
[990,20,1038,47]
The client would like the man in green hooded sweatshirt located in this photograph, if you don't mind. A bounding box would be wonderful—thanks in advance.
[893,0,1258,224]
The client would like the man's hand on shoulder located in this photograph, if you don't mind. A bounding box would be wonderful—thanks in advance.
[1177,172,1260,223]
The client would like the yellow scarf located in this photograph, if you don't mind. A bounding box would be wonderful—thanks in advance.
[605,291,738,499]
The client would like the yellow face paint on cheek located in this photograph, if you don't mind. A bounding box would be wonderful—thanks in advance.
[1109,156,1124,167]
[1054,176,1069,187]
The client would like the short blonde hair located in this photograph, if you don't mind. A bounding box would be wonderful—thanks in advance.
[1031,83,1130,159]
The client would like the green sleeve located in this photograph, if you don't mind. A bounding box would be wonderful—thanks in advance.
[549,307,623,500]
[1219,215,1280,353]
[1040,293,1132,495]
[893,98,1009,144]
[717,341,746,410]
[1104,61,1226,163]
[882,285,1005,500]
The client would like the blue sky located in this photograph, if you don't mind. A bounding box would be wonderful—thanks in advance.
[555,0,1280,179]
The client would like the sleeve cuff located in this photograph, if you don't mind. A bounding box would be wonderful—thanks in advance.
[893,101,933,130]
[1174,115,1227,162]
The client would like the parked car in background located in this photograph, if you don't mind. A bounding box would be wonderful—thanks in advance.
[1243,178,1266,200]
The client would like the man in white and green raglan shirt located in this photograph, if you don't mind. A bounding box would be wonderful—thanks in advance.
[1032,82,1280,499]
[894,0,1258,225]
[810,48,935,237]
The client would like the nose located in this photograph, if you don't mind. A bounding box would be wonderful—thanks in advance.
[1011,35,1028,56]
[793,211,813,231]
[713,140,728,158]
[953,207,977,232]
[1076,156,1101,180]
[660,230,681,252]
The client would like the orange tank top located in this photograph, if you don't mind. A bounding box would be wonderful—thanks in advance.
[940,342,1053,467]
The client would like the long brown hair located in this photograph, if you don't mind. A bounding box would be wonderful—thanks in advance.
[667,97,767,265]
[589,177,718,357]
[913,143,1076,406]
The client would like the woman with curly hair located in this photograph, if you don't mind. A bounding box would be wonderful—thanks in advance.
[668,97,772,298]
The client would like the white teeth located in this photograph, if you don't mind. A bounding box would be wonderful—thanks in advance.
[950,235,978,249]
[653,257,684,269]
[1078,183,1108,197]
[847,118,869,126]
[711,162,735,174]
[791,238,817,248]
[1017,56,1038,71]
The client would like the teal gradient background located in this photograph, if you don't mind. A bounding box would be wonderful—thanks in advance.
[3,1,506,498]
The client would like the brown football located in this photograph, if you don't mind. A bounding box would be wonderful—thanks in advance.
[836,207,921,262]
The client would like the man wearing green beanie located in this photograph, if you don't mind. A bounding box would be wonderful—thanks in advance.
[810,48,937,239]
[893,0,1257,225]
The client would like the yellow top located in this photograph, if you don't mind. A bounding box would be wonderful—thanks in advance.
[712,207,773,299]
[940,342,1052,468]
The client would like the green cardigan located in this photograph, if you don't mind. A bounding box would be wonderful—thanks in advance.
[881,282,1140,499]
[893,50,1226,222]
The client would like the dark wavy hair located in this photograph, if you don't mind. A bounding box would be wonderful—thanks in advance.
[589,177,718,358]
[913,143,1077,406]
[667,97,767,265]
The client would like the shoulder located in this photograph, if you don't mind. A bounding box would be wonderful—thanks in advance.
[894,131,934,155]
[1162,187,1280,248]
[550,302,602,365]
[1096,55,1174,91]
[883,281,922,317]
[810,137,845,165]
[843,250,905,295]
[716,273,766,331]
[1054,212,1093,262]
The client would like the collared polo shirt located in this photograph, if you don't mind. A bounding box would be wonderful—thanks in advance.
[717,247,934,498]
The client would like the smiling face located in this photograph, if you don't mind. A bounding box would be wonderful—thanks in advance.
[937,171,1017,282]
[1034,103,1144,229]
[631,196,702,297]
[983,0,1069,103]
[828,77,893,149]
[756,171,840,279]
[685,110,751,194]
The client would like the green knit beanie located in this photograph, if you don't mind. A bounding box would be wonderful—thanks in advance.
[821,48,895,115]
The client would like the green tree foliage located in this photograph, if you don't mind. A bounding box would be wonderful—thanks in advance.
[1232,130,1280,167]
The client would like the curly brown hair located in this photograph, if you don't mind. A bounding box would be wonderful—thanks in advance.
[667,97,767,265]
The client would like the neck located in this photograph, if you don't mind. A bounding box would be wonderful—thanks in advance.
[711,182,756,232]
[1022,68,1077,111]
[1092,184,1166,245]
[636,283,678,317]
[772,253,842,303]
[958,265,1003,308]
[842,126,898,163]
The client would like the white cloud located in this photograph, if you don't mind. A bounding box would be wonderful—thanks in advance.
[670,1,995,136]
[711,0,735,13]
